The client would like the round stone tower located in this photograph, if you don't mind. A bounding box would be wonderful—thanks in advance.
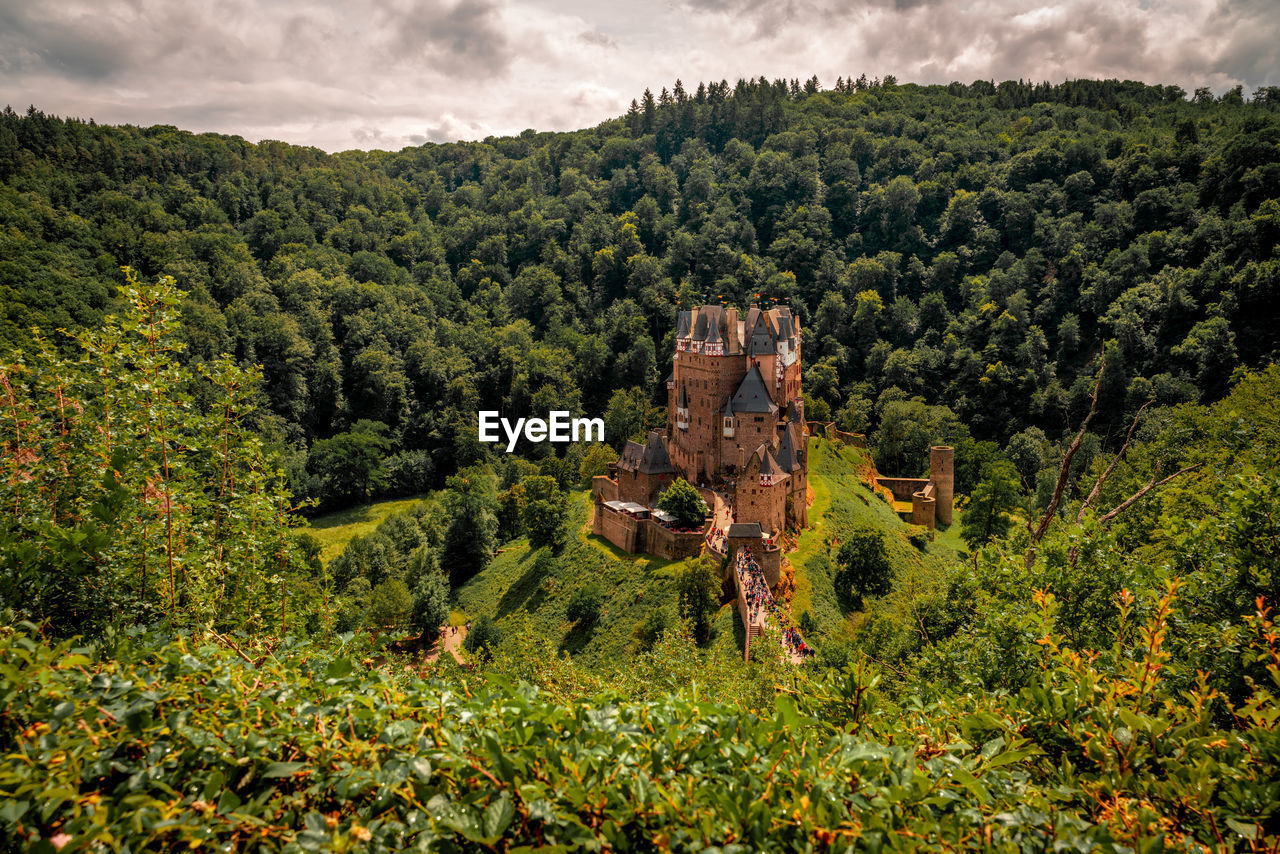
[929,445,954,525]
[911,489,936,530]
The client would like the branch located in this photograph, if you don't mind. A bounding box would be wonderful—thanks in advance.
[207,629,256,665]
[1096,463,1203,526]
[1026,356,1105,567]
[1077,398,1152,523]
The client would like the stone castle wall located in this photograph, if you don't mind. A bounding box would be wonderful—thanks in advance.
[876,476,931,502]
[591,479,707,559]
[725,536,783,589]
[671,348,745,481]
[872,445,955,530]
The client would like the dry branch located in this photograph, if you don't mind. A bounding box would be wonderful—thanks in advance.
[1026,356,1104,568]
[1077,398,1152,522]
[1096,463,1203,526]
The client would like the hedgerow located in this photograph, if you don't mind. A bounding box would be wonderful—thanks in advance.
[3,587,1277,852]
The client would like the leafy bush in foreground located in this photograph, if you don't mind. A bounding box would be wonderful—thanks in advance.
[2,590,1277,852]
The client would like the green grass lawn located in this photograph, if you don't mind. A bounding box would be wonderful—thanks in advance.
[787,438,962,643]
[307,495,435,565]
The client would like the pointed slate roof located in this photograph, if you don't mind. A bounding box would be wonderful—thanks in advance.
[731,364,778,414]
[677,383,690,409]
[755,444,789,481]
[776,423,803,472]
[616,432,676,476]
[638,431,676,474]
[675,310,692,338]
[691,310,708,341]
[705,315,723,345]
[774,307,796,345]
[747,311,775,356]
[618,440,645,472]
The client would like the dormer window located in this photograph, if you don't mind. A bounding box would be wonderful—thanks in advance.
[760,473,776,487]
[704,342,724,356]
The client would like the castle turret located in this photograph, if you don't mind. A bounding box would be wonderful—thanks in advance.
[929,445,954,525]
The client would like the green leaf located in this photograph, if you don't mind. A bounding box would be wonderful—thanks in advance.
[949,766,990,804]
[202,770,225,801]
[483,795,515,841]
[325,658,353,679]
[1226,818,1260,840]
[775,695,801,729]
[263,762,307,779]
[409,757,432,782]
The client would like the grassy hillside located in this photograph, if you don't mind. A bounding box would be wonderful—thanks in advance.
[308,495,435,565]
[454,440,961,667]
[788,437,962,644]
[454,492,718,668]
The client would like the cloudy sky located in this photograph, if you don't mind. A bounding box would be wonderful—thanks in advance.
[1,0,1276,152]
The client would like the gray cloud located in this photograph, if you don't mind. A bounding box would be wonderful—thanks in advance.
[375,0,518,73]
[0,0,1275,152]
[578,29,617,48]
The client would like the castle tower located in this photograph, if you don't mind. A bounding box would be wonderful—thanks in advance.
[929,445,954,525]
[911,488,936,529]
[663,302,807,522]
[734,444,789,535]
[775,418,808,529]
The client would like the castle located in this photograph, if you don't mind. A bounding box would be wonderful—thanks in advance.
[875,446,954,530]
[593,305,810,577]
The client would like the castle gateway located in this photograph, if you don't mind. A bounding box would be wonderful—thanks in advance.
[593,304,810,563]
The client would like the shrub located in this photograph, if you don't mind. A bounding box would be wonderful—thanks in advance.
[565,584,603,627]
[835,529,892,608]
[464,614,500,656]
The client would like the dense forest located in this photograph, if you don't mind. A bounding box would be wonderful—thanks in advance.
[3,77,1278,512]
[2,77,1280,850]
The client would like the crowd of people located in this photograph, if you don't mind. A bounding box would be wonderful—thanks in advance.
[734,547,813,661]
[706,525,728,553]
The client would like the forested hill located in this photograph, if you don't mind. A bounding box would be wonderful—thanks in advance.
[3,78,1279,511]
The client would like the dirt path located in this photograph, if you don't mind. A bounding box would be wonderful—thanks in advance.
[424,625,468,664]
